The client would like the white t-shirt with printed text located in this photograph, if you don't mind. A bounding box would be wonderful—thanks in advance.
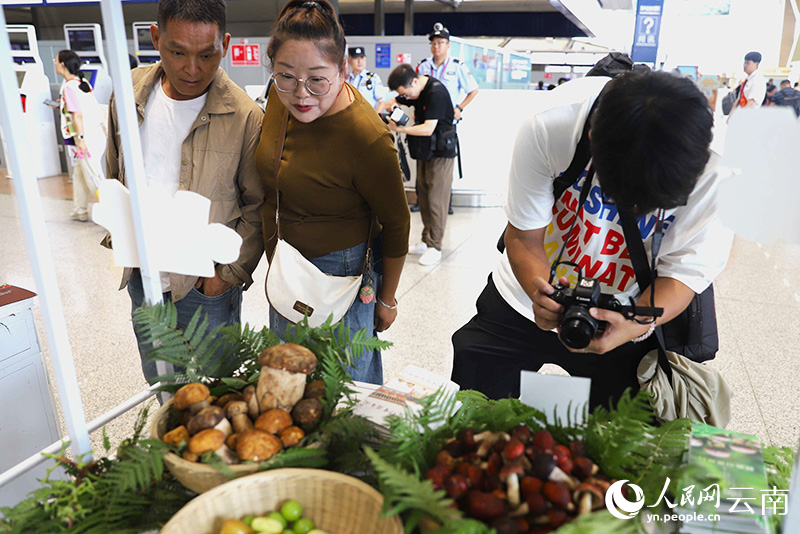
[139,77,207,291]
[493,76,734,323]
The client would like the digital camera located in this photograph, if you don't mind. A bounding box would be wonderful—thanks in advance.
[549,277,624,349]
[380,107,410,126]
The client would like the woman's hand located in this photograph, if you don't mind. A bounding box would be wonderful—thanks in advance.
[374,297,398,332]
[76,137,89,158]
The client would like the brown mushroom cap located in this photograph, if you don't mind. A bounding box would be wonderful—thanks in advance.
[173,383,210,411]
[215,392,244,409]
[226,401,250,419]
[291,398,324,426]
[303,379,326,400]
[280,426,306,447]
[162,425,190,447]
[226,433,240,450]
[255,409,293,434]
[258,344,318,374]
[188,428,226,455]
[235,430,283,462]
[182,451,199,462]
[187,405,226,435]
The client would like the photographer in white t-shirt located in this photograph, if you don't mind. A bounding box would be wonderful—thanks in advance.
[451,71,733,410]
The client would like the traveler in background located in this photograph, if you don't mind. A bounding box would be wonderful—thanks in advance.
[765,83,777,105]
[105,0,265,387]
[346,46,387,109]
[384,64,457,267]
[451,71,733,410]
[257,0,410,384]
[735,51,766,110]
[770,79,800,117]
[55,50,106,223]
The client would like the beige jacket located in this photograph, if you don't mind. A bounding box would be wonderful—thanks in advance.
[105,63,265,301]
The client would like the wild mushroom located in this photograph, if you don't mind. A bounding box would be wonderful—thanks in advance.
[226,401,254,434]
[235,430,283,462]
[303,379,326,399]
[531,452,577,489]
[173,383,211,414]
[214,392,244,409]
[256,344,317,412]
[188,428,238,464]
[499,464,524,507]
[187,405,232,437]
[182,451,199,462]
[162,425,190,447]
[279,426,305,447]
[226,433,239,450]
[574,482,605,515]
[291,398,323,427]
[255,409,293,434]
[242,385,260,419]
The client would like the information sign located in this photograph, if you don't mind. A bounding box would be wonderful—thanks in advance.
[375,43,391,69]
[631,0,663,64]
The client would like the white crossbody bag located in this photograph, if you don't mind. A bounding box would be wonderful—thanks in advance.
[266,109,372,328]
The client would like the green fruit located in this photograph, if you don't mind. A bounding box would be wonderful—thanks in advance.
[293,518,314,534]
[242,516,255,527]
[268,512,288,528]
[250,517,284,534]
[283,530,294,534]
[307,530,328,534]
[280,500,303,522]
[220,519,254,534]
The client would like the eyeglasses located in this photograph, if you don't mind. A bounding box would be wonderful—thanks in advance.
[273,72,338,96]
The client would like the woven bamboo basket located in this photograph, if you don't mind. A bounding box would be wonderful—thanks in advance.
[150,399,261,494]
[160,468,404,534]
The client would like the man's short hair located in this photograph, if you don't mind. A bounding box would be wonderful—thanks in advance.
[388,63,417,91]
[157,0,226,35]
[590,70,713,214]
[781,79,791,87]
[744,51,762,63]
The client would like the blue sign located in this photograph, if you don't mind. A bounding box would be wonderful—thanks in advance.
[631,0,663,64]
[375,43,391,69]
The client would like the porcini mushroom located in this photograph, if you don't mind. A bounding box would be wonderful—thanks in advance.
[187,428,238,464]
[291,398,323,427]
[173,383,211,414]
[303,379,326,399]
[187,405,232,437]
[279,426,305,447]
[226,401,254,434]
[255,409,293,434]
[256,344,317,412]
[235,430,283,462]
[162,425,190,447]
[242,385,260,419]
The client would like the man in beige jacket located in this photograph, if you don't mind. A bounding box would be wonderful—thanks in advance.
[105,0,264,385]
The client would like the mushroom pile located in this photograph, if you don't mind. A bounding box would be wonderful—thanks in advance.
[425,426,616,534]
[161,344,326,465]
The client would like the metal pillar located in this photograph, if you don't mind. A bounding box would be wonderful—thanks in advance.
[404,0,414,36]
[374,0,385,36]
[0,9,91,458]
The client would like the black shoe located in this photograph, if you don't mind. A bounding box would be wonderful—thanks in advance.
[448,207,454,215]
[410,204,420,212]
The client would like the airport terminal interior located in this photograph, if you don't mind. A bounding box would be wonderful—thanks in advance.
[2,0,800,529]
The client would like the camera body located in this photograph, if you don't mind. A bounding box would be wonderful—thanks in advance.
[549,277,623,349]
[380,107,410,126]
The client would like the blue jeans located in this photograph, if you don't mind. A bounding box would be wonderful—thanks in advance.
[269,241,384,385]
[127,269,243,385]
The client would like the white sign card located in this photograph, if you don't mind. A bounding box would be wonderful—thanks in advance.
[519,371,591,426]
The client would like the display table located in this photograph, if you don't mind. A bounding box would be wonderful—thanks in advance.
[0,287,62,509]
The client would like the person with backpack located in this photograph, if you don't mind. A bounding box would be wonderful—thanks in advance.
[770,79,800,117]
[55,49,106,222]
[450,71,733,410]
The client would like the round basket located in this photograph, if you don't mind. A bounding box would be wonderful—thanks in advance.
[160,468,404,534]
[150,399,260,494]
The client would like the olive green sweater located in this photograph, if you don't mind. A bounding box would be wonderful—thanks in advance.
[256,84,410,260]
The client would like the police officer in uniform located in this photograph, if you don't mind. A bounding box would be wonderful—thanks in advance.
[346,46,388,109]
[412,24,479,214]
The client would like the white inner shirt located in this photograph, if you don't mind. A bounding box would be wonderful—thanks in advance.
[140,77,207,291]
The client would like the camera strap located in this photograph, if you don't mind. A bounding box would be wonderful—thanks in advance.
[548,166,595,284]
[618,207,673,382]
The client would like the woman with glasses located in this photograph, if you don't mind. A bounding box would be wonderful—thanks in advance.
[255,0,410,384]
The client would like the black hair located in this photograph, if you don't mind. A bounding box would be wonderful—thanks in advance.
[766,83,777,93]
[744,51,762,63]
[56,50,92,93]
[267,0,346,70]
[387,63,417,91]
[129,54,140,70]
[157,0,226,36]
[780,79,791,87]
[590,70,713,214]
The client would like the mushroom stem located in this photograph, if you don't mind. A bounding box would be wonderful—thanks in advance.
[214,444,239,465]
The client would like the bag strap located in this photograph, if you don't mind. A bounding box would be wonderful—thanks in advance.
[552,95,603,201]
[272,106,374,276]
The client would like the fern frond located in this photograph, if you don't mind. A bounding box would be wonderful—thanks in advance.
[258,448,329,471]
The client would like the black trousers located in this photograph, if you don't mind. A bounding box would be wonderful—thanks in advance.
[451,275,656,411]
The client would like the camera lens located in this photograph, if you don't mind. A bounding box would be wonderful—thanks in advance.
[559,306,598,349]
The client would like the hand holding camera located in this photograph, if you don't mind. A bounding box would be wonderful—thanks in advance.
[379,107,410,127]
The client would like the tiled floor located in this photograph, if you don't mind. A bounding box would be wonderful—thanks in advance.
[1,172,799,459]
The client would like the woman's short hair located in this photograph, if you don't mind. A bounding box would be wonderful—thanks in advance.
[590,70,713,214]
[267,0,346,70]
